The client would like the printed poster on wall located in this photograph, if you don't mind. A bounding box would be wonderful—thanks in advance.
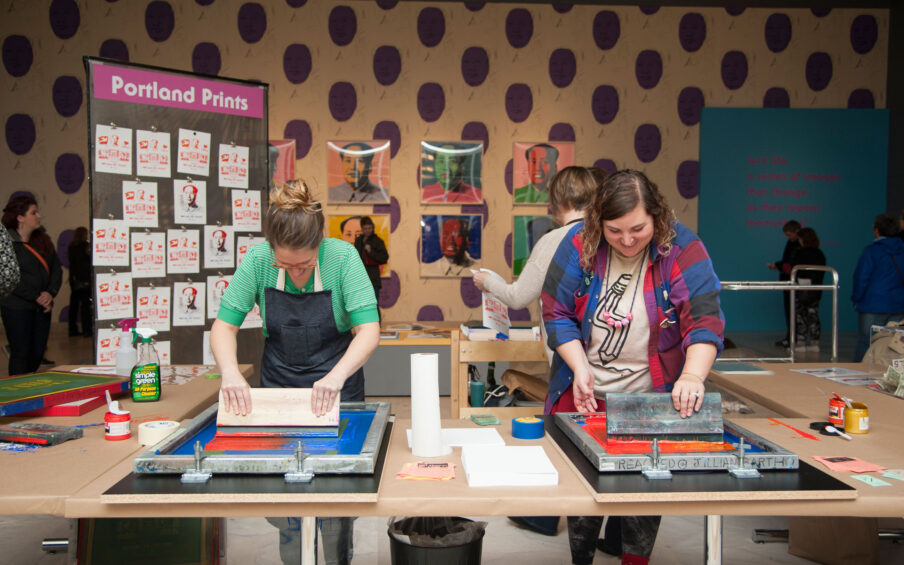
[167,229,200,273]
[92,218,130,266]
[94,124,132,175]
[95,271,134,320]
[207,275,231,319]
[136,129,171,177]
[204,225,234,269]
[156,341,171,365]
[96,328,121,365]
[173,179,207,224]
[136,286,171,331]
[177,128,211,176]
[241,304,263,329]
[236,235,259,266]
[231,189,261,231]
[173,282,205,327]
[219,143,249,188]
[202,331,215,365]
[130,231,166,278]
[122,180,158,227]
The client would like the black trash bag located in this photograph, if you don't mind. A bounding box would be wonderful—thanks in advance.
[388,517,486,548]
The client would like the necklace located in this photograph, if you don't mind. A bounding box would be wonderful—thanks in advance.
[600,247,646,329]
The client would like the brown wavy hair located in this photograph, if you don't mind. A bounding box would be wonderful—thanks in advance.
[2,195,55,258]
[548,166,605,214]
[580,169,676,270]
[265,179,324,249]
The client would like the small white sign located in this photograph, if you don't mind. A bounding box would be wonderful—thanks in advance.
[136,129,171,177]
[96,328,122,365]
[167,229,200,274]
[130,231,166,278]
[231,189,262,231]
[173,282,205,326]
[236,235,259,266]
[122,180,158,228]
[173,179,207,224]
[204,225,234,269]
[136,286,171,331]
[95,124,132,175]
[95,271,134,320]
[218,143,249,188]
[207,275,232,319]
[92,218,130,266]
[177,128,211,176]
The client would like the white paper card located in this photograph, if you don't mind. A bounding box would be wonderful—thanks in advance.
[204,225,234,269]
[203,331,215,365]
[122,180,158,227]
[167,229,200,274]
[460,445,558,487]
[92,218,130,266]
[207,275,232,319]
[173,281,205,326]
[96,328,122,365]
[130,231,166,278]
[94,124,132,175]
[173,179,207,224]
[177,128,211,176]
[155,341,171,365]
[136,129,171,177]
[136,286,170,331]
[95,271,134,320]
[218,144,249,188]
[236,235,259,266]
[240,304,263,329]
[479,269,511,336]
[231,189,261,231]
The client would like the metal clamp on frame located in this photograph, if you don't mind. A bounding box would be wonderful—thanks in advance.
[641,439,672,480]
[284,441,315,483]
[728,438,762,479]
[180,440,213,484]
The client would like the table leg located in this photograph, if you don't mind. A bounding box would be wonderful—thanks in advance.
[704,515,722,565]
[301,517,316,565]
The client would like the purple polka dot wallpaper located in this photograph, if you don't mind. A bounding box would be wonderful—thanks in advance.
[0,2,889,323]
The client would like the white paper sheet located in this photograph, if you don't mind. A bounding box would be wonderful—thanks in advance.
[136,286,170,331]
[218,143,249,188]
[136,129,171,177]
[172,281,205,326]
[231,189,261,231]
[203,225,234,269]
[460,445,558,487]
[122,180,158,227]
[130,231,166,278]
[95,271,134,320]
[173,179,207,224]
[95,328,123,366]
[92,218,130,266]
[236,235,259,266]
[167,229,200,273]
[207,275,232,319]
[177,128,211,176]
[95,124,132,175]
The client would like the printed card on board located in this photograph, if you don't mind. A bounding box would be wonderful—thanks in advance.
[326,140,391,203]
[167,229,200,274]
[236,235,259,266]
[204,225,234,269]
[136,286,171,332]
[173,179,207,224]
[96,328,121,365]
[207,275,232,319]
[95,271,134,320]
[513,142,575,204]
[92,218,130,266]
[173,282,205,327]
[420,141,483,204]
[231,189,261,231]
[177,128,211,176]
[218,143,249,188]
[95,124,132,175]
[136,129,171,177]
[122,180,158,228]
[130,231,166,278]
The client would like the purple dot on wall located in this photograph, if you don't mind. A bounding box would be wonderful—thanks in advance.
[764,13,792,54]
[195,0,214,5]
[505,83,532,123]
[805,52,832,92]
[504,233,513,267]
[634,124,661,163]
[55,153,84,194]
[2,35,33,77]
[192,42,221,75]
[725,7,745,16]
[417,82,445,122]
[283,44,312,84]
[373,121,401,158]
[811,8,831,17]
[462,122,489,153]
[505,159,513,194]
[9,191,36,204]
[549,48,576,88]
[506,8,533,48]
[462,203,489,228]
[635,50,662,89]
[548,123,575,142]
[52,75,82,118]
[848,89,875,109]
[328,82,357,121]
[593,11,620,50]
[461,46,489,87]
[460,278,481,308]
[376,1,397,10]
[417,7,445,47]
[49,0,80,40]
[592,85,619,124]
[721,50,748,90]
[379,271,400,308]
[594,158,617,174]
[415,166,420,187]
[417,305,444,322]
[677,87,704,126]
[283,120,312,159]
[238,3,267,44]
[286,0,307,7]
[464,2,485,11]
[763,87,790,108]
[388,196,401,231]
[5,113,35,155]
[679,13,706,53]
[373,45,401,86]
[553,4,573,14]
[99,39,129,61]
[510,308,531,322]
[850,15,878,55]
[329,6,357,46]
[57,230,74,269]
[145,1,174,42]
[639,6,660,15]
[676,160,699,199]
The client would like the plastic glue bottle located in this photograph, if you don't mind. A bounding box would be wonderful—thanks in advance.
[115,317,139,377]
[130,328,161,402]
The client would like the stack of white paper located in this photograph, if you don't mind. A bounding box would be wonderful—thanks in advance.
[460,445,558,487]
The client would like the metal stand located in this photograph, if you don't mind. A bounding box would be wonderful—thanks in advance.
[180,441,213,484]
[641,439,672,480]
[284,441,314,483]
[728,438,762,479]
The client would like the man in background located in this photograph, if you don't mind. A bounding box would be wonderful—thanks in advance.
[767,220,801,348]
[354,216,388,321]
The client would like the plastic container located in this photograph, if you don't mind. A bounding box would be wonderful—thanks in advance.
[131,328,161,402]
[469,381,485,408]
[115,317,139,377]
[388,517,484,565]
[828,397,845,427]
[843,402,869,434]
[104,410,131,440]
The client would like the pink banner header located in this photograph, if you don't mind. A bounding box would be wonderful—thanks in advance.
[93,63,264,119]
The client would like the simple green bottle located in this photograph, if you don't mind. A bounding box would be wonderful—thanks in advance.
[130,328,161,402]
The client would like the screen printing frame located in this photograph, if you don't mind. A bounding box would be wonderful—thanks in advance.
[134,401,390,477]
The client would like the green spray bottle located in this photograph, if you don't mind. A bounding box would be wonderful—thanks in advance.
[130,328,161,402]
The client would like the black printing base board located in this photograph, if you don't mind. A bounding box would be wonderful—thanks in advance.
[103,422,391,499]
[545,418,856,500]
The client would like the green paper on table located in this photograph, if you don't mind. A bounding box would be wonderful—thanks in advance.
[882,469,904,482]
[850,474,893,487]
[470,414,501,426]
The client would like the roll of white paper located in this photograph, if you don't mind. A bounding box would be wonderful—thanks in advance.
[410,353,450,457]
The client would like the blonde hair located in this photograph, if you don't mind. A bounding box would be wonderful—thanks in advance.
[266,179,324,249]
[548,166,606,214]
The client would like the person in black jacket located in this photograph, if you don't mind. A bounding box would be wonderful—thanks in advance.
[767,220,801,347]
[790,227,827,350]
[354,216,388,321]
[67,226,92,337]
[1,196,62,375]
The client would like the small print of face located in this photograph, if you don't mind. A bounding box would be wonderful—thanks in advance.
[362,223,374,237]
[341,151,370,190]
[341,218,362,244]
[181,185,198,208]
[181,287,197,310]
[441,219,465,258]
[527,147,554,187]
[18,204,41,232]
[602,203,654,258]
[434,151,463,191]
[213,230,225,249]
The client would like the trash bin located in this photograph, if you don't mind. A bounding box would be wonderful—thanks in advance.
[388,517,485,565]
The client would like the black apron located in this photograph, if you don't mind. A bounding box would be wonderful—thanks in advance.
[260,262,364,401]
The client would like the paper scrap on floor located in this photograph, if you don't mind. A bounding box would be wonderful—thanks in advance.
[790,367,868,378]
[406,427,505,448]
[882,469,904,481]
[812,455,886,473]
[825,376,882,386]
[396,461,456,481]
[460,445,558,487]
[851,474,893,487]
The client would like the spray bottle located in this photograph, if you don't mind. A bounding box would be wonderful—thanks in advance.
[130,328,161,402]
[115,317,139,377]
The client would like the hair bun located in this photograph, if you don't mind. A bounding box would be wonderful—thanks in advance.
[271,179,322,214]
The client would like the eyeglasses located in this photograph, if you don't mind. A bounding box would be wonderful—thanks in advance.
[270,248,317,272]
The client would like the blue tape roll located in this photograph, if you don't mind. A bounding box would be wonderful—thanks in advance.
[512,416,544,440]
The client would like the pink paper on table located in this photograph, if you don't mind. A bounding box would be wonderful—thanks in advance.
[812,456,887,473]
[396,461,456,481]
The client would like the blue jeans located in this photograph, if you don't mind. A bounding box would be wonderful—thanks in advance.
[854,312,904,362]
